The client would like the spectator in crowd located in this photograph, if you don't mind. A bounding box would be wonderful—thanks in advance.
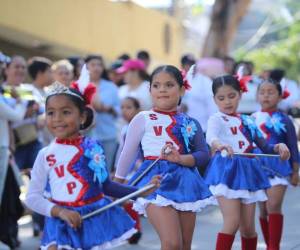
[51,59,74,86]
[108,60,125,87]
[181,54,196,72]
[0,52,10,84]
[260,69,271,80]
[118,53,131,61]
[182,57,224,137]
[137,50,151,71]
[87,55,120,172]
[270,68,299,112]
[222,56,235,75]
[67,56,84,81]
[0,82,27,249]
[3,55,27,87]
[235,61,261,114]
[14,57,53,237]
[118,59,152,111]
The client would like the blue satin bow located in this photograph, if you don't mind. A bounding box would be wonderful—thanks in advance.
[265,113,286,135]
[181,118,197,152]
[241,115,262,139]
[84,144,108,183]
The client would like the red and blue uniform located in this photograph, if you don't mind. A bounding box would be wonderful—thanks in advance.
[252,110,299,186]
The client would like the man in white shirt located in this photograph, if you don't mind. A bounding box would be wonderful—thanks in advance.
[183,68,218,133]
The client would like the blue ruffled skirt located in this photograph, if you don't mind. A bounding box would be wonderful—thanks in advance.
[128,160,215,216]
[41,197,136,250]
[205,153,271,204]
[253,148,291,186]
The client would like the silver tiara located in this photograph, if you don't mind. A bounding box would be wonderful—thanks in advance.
[46,81,84,101]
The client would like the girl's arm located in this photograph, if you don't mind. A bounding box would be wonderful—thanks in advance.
[254,134,290,160]
[162,119,210,167]
[285,117,299,185]
[190,119,210,167]
[114,113,145,182]
[285,116,300,166]
[103,178,138,198]
[0,100,26,121]
[25,149,55,217]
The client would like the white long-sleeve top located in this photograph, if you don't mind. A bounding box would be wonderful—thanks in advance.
[25,147,55,217]
[0,96,26,147]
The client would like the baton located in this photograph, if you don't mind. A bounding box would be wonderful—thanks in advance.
[131,146,172,186]
[220,150,280,158]
[82,183,155,220]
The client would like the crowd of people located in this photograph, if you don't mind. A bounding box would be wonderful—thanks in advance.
[0,49,299,250]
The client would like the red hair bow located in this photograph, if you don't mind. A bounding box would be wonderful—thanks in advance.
[234,75,251,93]
[282,89,290,99]
[70,81,96,105]
[181,70,192,90]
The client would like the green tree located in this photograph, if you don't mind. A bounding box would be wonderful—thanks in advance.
[239,20,300,80]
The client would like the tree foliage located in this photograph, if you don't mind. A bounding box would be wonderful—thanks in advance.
[237,2,300,81]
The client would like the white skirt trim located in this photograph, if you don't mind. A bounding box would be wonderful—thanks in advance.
[132,194,217,216]
[209,184,268,204]
[40,228,137,250]
[269,176,289,187]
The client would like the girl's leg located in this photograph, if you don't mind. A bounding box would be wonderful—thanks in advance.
[178,211,196,250]
[240,203,257,250]
[266,185,287,250]
[146,204,183,250]
[215,197,241,250]
[124,202,142,244]
[258,201,269,246]
[218,197,241,235]
[266,185,287,214]
[48,245,57,250]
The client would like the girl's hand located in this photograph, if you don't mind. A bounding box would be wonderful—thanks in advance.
[274,143,290,160]
[290,171,299,187]
[10,87,21,101]
[141,175,161,197]
[58,208,82,229]
[161,144,181,164]
[215,144,234,157]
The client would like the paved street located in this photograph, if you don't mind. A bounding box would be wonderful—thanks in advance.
[14,186,300,250]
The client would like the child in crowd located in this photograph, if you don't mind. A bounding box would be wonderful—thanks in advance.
[253,79,299,249]
[115,65,213,250]
[205,75,290,250]
[25,74,160,249]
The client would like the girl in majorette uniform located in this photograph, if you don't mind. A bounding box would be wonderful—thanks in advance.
[205,75,290,250]
[114,65,214,250]
[25,66,160,250]
[252,79,299,250]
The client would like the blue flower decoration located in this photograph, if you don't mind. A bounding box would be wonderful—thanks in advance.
[84,144,108,184]
[265,113,286,135]
[241,115,262,139]
[181,118,197,152]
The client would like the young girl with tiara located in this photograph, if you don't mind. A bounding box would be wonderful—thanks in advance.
[253,79,299,249]
[25,66,160,250]
[114,65,213,250]
[205,75,290,250]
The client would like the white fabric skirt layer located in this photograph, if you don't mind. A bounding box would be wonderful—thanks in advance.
[133,195,217,216]
[209,184,268,204]
[41,228,137,250]
[269,176,290,187]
